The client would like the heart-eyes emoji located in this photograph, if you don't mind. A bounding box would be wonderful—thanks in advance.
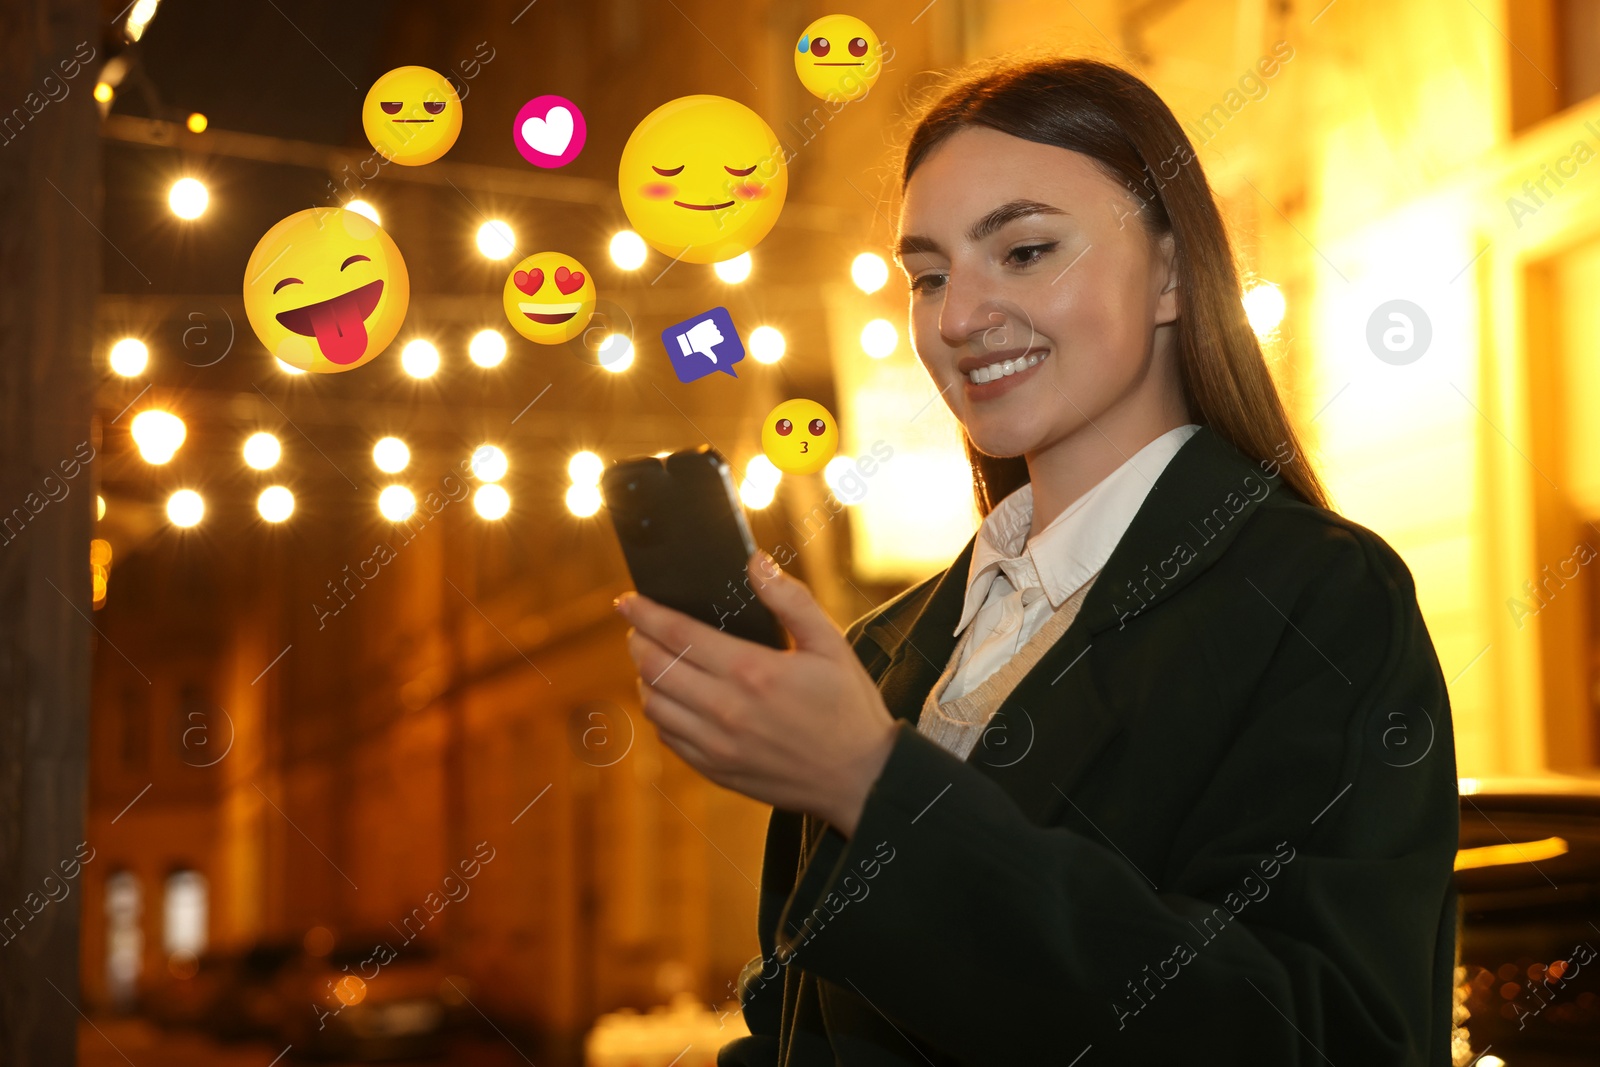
[501,251,596,345]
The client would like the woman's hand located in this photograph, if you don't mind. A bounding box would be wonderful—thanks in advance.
[617,550,899,838]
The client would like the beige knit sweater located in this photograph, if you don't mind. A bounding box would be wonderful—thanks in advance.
[916,573,1099,762]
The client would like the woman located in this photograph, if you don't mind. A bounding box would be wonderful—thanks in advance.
[617,56,1459,1066]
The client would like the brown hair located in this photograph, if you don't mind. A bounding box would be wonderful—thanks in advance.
[899,55,1330,515]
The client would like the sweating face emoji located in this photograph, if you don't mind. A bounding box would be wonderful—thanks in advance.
[243,208,410,373]
[501,251,597,345]
[362,66,463,166]
[794,15,884,102]
[618,95,788,265]
[761,399,838,476]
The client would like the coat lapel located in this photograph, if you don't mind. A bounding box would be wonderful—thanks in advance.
[855,426,1290,827]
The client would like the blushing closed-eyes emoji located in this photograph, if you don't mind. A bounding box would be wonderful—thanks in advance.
[242,208,410,373]
[794,15,884,102]
[617,95,789,265]
[761,399,838,475]
[501,251,597,345]
[362,66,463,166]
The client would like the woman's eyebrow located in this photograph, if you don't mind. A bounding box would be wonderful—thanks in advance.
[895,199,1068,261]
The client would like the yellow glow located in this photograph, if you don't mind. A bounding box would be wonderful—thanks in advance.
[125,0,161,40]
[713,253,752,283]
[131,410,186,464]
[90,539,112,567]
[739,478,776,509]
[470,445,508,482]
[745,454,782,491]
[372,437,409,473]
[345,199,380,225]
[401,339,440,378]
[609,230,648,270]
[749,325,785,364]
[378,485,416,522]
[565,482,602,517]
[568,451,603,485]
[861,319,898,359]
[185,112,207,134]
[257,485,294,523]
[334,975,367,1007]
[243,432,281,470]
[109,338,149,377]
[93,82,113,104]
[468,328,507,368]
[474,483,510,519]
[1454,836,1568,871]
[476,220,515,260]
[1243,281,1286,338]
[275,357,306,375]
[168,177,208,220]
[97,495,105,521]
[598,334,633,373]
[851,252,889,294]
[166,489,203,528]
[823,456,861,500]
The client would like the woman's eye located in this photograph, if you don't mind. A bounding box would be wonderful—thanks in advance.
[1006,242,1057,267]
[909,272,947,294]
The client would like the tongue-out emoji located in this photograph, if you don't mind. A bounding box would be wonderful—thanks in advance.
[242,207,411,373]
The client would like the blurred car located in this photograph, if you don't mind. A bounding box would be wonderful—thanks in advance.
[1454,774,1600,1066]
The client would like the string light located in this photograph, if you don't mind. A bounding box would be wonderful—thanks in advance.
[469,445,508,482]
[93,82,113,104]
[468,329,507,368]
[748,326,785,364]
[476,220,515,260]
[378,485,416,522]
[345,199,380,225]
[168,177,208,220]
[97,495,106,521]
[131,410,186,464]
[257,486,294,522]
[609,230,647,270]
[474,484,510,519]
[565,483,601,517]
[372,437,409,473]
[401,339,440,378]
[243,432,281,470]
[861,318,898,359]
[739,454,782,510]
[185,112,208,133]
[1243,281,1286,338]
[713,253,752,283]
[567,451,603,484]
[598,334,633,373]
[166,489,204,528]
[851,252,889,294]
[275,358,307,375]
[109,338,148,377]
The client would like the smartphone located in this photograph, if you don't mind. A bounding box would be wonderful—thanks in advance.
[601,445,789,649]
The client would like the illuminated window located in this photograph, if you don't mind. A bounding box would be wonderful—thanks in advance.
[162,869,208,959]
[105,870,143,1009]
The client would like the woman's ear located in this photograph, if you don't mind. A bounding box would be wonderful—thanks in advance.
[1154,230,1179,325]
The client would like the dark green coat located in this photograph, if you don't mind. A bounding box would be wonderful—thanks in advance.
[718,425,1459,1066]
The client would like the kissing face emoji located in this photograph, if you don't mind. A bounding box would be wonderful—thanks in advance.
[362,66,463,166]
[761,399,839,475]
[794,15,884,102]
[618,95,788,265]
[501,252,597,345]
[242,208,410,373]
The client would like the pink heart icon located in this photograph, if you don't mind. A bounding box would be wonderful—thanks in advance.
[554,266,585,295]
[512,95,587,169]
[513,268,544,295]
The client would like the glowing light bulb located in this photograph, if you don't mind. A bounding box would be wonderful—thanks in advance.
[372,437,409,473]
[861,318,898,359]
[401,339,440,378]
[168,177,208,220]
[257,485,294,522]
[567,451,603,485]
[166,489,203,527]
[468,328,507,368]
[598,334,633,372]
[1243,281,1286,338]
[469,445,508,482]
[851,252,889,294]
[378,485,416,522]
[109,338,148,376]
[713,253,752,283]
[243,432,281,470]
[749,326,785,364]
[474,484,510,519]
[345,199,380,225]
[476,220,515,260]
[131,410,186,464]
[185,112,208,134]
[610,230,648,270]
[565,482,601,517]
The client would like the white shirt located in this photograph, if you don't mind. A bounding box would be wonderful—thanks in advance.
[939,424,1202,702]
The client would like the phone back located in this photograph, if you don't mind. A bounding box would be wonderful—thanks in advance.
[601,446,788,649]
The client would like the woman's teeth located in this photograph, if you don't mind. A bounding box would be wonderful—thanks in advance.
[966,349,1048,384]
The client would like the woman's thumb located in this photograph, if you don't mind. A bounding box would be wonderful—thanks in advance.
[748,551,844,653]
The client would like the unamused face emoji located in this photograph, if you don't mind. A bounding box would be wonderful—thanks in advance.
[618,95,788,265]
[362,66,463,166]
[761,399,838,475]
[795,15,884,102]
[243,208,410,373]
[501,252,597,345]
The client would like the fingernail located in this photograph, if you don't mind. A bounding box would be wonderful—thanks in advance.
[613,594,627,613]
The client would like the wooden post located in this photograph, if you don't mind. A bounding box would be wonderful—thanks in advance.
[0,1,101,1063]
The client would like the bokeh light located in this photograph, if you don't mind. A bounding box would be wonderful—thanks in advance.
[166,489,204,528]
[567,451,603,484]
[185,112,208,133]
[851,252,889,294]
[372,437,409,473]
[565,482,602,517]
[345,199,380,225]
[257,485,294,523]
[109,338,148,377]
[378,485,416,522]
[275,357,307,375]
[609,230,648,270]
[97,495,106,521]
[474,484,511,520]
[168,177,208,220]
[93,82,113,104]
[401,339,440,378]
[131,410,186,464]
[598,334,633,373]
[470,445,508,482]
[749,325,785,364]
[713,252,752,284]
[739,478,776,509]
[243,432,281,470]
[1243,281,1287,338]
[861,318,898,359]
[468,328,507,368]
[476,220,515,260]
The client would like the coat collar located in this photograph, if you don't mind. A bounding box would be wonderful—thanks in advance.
[858,424,1287,824]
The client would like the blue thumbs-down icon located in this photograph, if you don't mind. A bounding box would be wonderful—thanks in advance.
[663,306,744,382]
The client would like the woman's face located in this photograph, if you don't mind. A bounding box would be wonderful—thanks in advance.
[897,126,1181,461]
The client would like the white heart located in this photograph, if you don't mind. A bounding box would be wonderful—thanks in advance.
[521,106,573,155]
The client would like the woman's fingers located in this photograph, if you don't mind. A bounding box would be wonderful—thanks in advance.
[746,551,849,656]
[637,676,726,770]
[626,627,743,722]
[617,590,762,679]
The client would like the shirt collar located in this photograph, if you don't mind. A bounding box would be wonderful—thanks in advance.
[952,423,1202,636]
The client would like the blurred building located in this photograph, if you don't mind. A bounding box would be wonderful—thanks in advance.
[74,0,1600,1061]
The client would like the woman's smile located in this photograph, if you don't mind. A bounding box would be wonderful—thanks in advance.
[958,346,1051,399]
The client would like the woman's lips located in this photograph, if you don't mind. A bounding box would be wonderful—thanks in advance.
[275,279,384,364]
[961,350,1051,400]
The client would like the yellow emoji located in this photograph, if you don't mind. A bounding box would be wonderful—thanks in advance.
[362,66,463,166]
[501,252,597,345]
[761,399,838,475]
[242,208,410,373]
[794,15,884,102]
[618,95,788,265]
